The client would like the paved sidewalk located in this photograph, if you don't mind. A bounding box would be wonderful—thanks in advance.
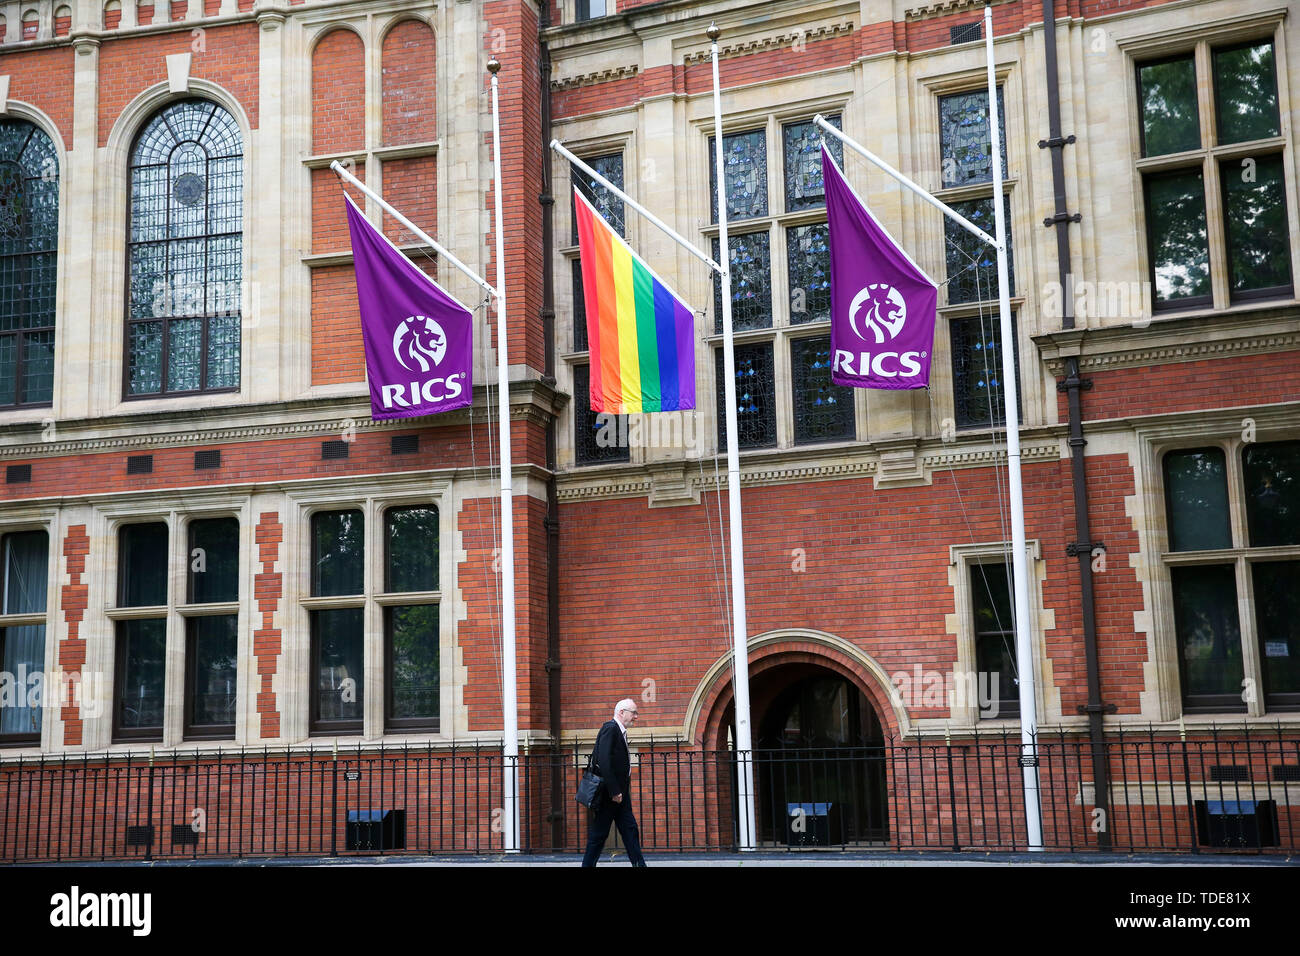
[20,849,1297,867]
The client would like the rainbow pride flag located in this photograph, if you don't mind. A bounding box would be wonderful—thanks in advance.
[573,188,696,413]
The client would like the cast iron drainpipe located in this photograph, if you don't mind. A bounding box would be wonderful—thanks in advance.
[1040,0,1113,848]
[538,1,565,850]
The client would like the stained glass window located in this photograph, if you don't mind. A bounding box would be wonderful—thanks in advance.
[786,223,831,325]
[712,232,772,334]
[572,152,623,244]
[710,129,767,223]
[944,193,1014,305]
[783,115,842,212]
[791,336,853,445]
[573,363,629,466]
[0,120,57,407]
[949,311,1021,430]
[716,342,776,451]
[127,99,242,396]
[939,87,1007,188]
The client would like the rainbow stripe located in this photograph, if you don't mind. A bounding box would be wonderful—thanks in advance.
[573,188,696,414]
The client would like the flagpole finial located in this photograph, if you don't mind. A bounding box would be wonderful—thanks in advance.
[706,21,720,41]
[487,57,501,75]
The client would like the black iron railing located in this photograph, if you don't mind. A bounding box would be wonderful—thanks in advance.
[1,727,1297,861]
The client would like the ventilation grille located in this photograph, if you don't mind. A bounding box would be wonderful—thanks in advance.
[126,455,154,475]
[124,824,154,847]
[1272,765,1300,783]
[5,464,31,484]
[391,434,419,455]
[194,449,221,470]
[1209,765,1250,782]
[171,823,200,846]
[321,440,350,461]
[950,21,982,44]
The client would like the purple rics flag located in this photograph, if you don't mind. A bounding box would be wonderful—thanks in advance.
[822,146,938,390]
[345,195,473,419]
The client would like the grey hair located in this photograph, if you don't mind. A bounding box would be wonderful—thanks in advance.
[614,698,637,719]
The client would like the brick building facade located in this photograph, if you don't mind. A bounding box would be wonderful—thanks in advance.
[0,0,1297,857]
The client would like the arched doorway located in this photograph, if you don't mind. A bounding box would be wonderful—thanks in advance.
[711,661,889,847]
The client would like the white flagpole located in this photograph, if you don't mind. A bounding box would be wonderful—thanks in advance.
[488,57,521,854]
[708,22,757,852]
[809,3,1043,853]
[984,2,1042,850]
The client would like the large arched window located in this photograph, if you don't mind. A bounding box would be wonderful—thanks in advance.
[0,119,58,408]
[126,99,242,397]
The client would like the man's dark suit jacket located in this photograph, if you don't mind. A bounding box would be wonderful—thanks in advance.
[592,719,631,799]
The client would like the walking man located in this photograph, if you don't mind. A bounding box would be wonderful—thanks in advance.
[581,698,647,867]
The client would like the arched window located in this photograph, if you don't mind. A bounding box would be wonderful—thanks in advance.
[126,99,242,397]
[0,119,58,408]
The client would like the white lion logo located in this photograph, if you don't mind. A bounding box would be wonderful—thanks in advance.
[848,283,907,344]
[392,314,447,372]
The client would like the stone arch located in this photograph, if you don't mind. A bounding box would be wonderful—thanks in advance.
[686,628,910,749]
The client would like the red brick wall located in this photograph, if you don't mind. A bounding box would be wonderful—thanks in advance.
[311,27,365,155]
[169,0,185,21]
[381,19,436,146]
[254,513,282,740]
[484,2,545,373]
[204,0,220,16]
[381,156,437,246]
[310,266,365,385]
[0,47,75,149]
[97,23,260,147]
[54,15,70,36]
[553,457,1152,733]
[137,5,154,28]
[58,526,91,747]
[104,7,121,30]
[1063,351,1300,422]
[311,163,366,255]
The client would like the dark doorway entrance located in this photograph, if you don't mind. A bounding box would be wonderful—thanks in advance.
[751,665,888,846]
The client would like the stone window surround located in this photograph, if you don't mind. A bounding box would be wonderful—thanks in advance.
[1136,411,1300,723]
[1117,11,1298,314]
[945,538,1054,729]
[286,476,455,744]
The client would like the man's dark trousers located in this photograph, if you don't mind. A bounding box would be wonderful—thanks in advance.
[581,794,645,866]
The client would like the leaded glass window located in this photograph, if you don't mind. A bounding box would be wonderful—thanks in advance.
[127,99,242,397]
[944,194,1014,305]
[786,223,830,325]
[716,342,776,451]
[949,311,1021,430]
[0,120,57,407]
[572,258,588,351]
[1162,448,1231,551]
[572,152,623,244]
[791,336,853,445]
[710,129,767,223]
[713,232,772,334]
[573,363,629,466]
[783,115,842,212]
[939,88,1007,188]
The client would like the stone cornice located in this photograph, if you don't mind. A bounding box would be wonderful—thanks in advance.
[0,379,564,460]
[903,0,1013,23]
[556,432,1066,503]
[680,20,855,65]
[1031,304,1300,378]
[550,63,639,92]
